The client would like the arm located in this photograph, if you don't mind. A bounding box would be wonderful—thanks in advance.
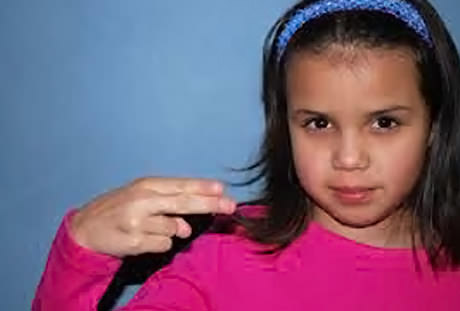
[32,210,216,311]
[32,210,122,310]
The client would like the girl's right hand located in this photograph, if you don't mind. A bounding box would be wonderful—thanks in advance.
[69,177,236,258]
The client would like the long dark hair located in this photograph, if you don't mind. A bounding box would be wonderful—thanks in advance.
[229,0,460,269]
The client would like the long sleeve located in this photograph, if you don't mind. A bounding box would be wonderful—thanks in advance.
[32,209,123,310]
[32,210,218,311]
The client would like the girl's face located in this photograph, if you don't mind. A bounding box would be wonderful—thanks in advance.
[286,46,431,245]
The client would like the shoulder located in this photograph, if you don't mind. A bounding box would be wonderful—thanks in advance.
[193,204,269,250]
[132,206,274,308]
[166,204,270,269]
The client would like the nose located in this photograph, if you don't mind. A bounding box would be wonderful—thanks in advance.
[332,131,370,171]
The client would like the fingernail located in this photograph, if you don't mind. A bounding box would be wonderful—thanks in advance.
[210,181,224,193]
[183,226,192,238]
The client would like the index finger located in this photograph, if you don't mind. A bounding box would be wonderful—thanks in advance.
[132,177,224,196]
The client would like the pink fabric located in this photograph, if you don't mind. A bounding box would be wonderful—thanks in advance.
[33,206,460,310]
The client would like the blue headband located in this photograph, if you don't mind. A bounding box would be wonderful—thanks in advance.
[276,0,432,61]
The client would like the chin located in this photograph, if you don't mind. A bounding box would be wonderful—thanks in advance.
[333,215,383,229]
[323,206,395,229]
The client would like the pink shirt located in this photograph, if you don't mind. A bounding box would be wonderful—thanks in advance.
[33,206,460,310]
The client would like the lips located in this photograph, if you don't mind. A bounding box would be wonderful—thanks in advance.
[330,186,376,204]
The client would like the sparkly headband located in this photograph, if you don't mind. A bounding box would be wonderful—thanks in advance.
[276,0,433,61]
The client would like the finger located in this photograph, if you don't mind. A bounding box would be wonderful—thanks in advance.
[173,216,192,238]
[138,216,192,239]
[137,215,178,237]
[123,234,174,255]
[132,177,224,196]
[150,194,236,216]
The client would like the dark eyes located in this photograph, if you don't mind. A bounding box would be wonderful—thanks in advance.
[301,117,331,130]
[372,116,398,129]
[371,116,400,131]
[301,116,400,132]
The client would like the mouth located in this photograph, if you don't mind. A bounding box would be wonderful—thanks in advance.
[329,186,377,205]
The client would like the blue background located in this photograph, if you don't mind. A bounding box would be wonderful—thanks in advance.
[1,0,459,309]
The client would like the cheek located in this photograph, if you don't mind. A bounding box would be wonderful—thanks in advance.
[376,135,427,193]
[290,132,329,191]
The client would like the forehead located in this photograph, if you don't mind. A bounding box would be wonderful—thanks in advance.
[285,46,423,111]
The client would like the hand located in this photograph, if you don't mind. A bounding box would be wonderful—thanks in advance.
[69,177,236,258]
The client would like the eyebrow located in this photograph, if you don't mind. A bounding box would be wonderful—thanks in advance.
[292,105,412,118]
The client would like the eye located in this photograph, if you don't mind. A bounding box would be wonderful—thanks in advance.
[371,116,400,131]
[302,117,332,131]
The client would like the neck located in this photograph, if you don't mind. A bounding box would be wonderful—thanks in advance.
[312,206,420,249]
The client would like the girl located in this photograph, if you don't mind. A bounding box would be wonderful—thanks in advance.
[33,0,460,310]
